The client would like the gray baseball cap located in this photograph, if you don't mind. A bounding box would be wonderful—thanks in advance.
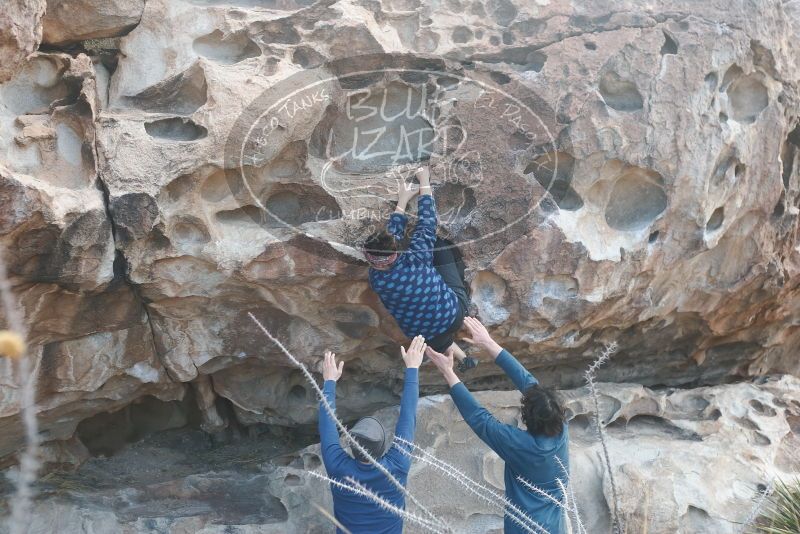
[350,417,387,461]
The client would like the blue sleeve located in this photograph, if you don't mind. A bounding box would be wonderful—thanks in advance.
[408,195,437,261]
[319,380,350,476]
[495,350,538,393]
[383,367,419,472]
[394,367,419,442]
[450,382,518,459]
[387,211,408,241]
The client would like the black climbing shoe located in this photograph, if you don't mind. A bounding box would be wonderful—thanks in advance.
[457,356,478,373]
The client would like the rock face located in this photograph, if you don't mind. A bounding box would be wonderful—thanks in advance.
[42,0,145,45]
[0,0,799,461]
[12,377,800,534]
[0,0,46,84]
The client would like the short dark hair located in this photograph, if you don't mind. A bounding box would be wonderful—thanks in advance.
[363,230,397,256]
[521,384,565,437]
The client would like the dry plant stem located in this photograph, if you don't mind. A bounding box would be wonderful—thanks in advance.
[741,480,774,533]
[0,247,40,534]
[516,476,569,512]
[307,471,443,533]
[248,313,450,533]
[394,436,546,534]
[584,342,622,534]
[311,502,353,534]
[555,455,586,534]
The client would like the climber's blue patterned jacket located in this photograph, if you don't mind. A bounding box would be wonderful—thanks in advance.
[368,194,459,339]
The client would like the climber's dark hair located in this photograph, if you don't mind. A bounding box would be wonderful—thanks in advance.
[363,229,397,257]
[521,384,565,437]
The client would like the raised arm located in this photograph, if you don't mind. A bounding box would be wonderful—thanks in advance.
[495,349,538,393]
[450,382,518,457]
[393,335,424,442]
[319,351,350,476]
[409,167,437,256]
[462,317,537,393]
[387,175,419,240]
[385,336,425,471]
[426,345,515,458]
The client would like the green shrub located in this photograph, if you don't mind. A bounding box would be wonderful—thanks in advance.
[755,479,800,534]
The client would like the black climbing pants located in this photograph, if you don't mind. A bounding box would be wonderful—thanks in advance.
[427,237,470,353]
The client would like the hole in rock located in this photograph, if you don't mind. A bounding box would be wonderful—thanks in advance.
[452,26,473,43]
[289,385,306,401]
[599,71,643,112]
[482,47,546,72]
[684,506,711,524]
[708,408,722,420]
[201,169,242,202]
[251,20,301,44]
[584,41,597,50]
[193,30,261,64]
[263,185,341,227]
[144,118,207,141]
[436,76,461,89]
[704,72,718,91]
[310,82,435,173]
[0,55,72,115]
[604,167,667,231]
[608,414,702,441]
[781,124,799,189]
[124,64,207,115]
[491,0,518,25]
[265,140,308,179]
[284,474,301,486]
[735,416,760,431]
[187,0,313,7]
[720,65,743,92]
[490,71,511,85]
[165,172,197,201]
[734,163,746,179]
[719,112,728,122]
[172,217,211,246]
[773,192,785,218]
[711,149,738,186]
[753,431,771,446]
[76,394,203,457]
[727,74,768,123]
[502,32,514,45]
[750,399,777,416]
[660,31,678,55]
[648,230,659,243]
[303,454,322,470]
[705,207,724,232]
[292,46,325,68]
[216,205,267,229]
[524,151,583,211]
[331,305,379,339]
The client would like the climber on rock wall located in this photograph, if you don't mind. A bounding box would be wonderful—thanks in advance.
[363,164,478,372]
[319,335,426,534]
[427,317,570,534]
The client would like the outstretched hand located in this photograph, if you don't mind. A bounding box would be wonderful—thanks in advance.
[322,350,344,382]
[400,335,426,369]
[397,180,420,205]
[426,346,461,387]
[462,317,503,359]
